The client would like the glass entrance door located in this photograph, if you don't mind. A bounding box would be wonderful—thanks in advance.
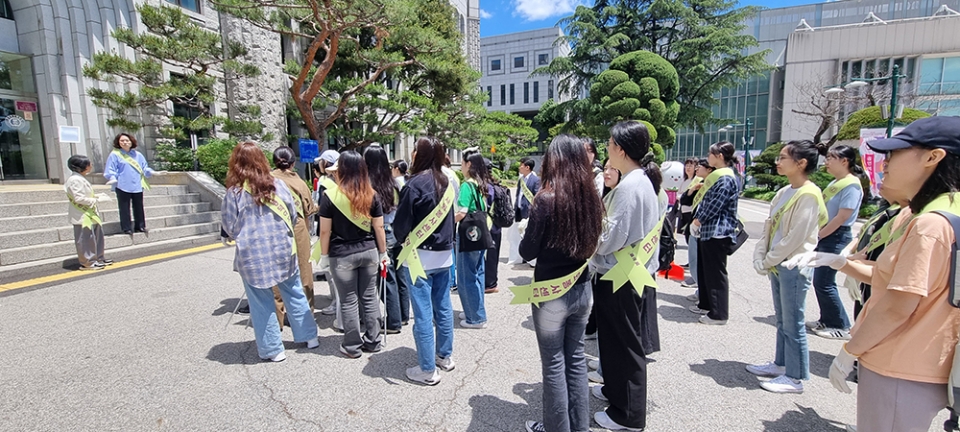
[0,50,46,181]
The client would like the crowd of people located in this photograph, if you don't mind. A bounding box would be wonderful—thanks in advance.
[54,114,944,432]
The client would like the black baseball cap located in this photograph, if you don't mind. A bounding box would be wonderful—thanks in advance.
[867,116,960,154]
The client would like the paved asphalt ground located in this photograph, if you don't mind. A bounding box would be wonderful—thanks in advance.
[0,198,953,431]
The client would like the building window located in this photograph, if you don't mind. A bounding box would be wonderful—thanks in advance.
[487,86,492,107]
[548,80,554,99]
[514,56,524,68]
[491,59,501,71]
[170,74,209,149]
[165,0,200,13]
[920,56,960,95]
[524,82,529,104]
[538,54,549,65]
[510,84,515,105]
[1,0,12,20]
[500,85,506,105]
[533,81,539,103]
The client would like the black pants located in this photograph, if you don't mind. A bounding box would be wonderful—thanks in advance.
[484,229,502,289]
[697,237,733,321]
[116,189,145,232]
[594,277,648,429]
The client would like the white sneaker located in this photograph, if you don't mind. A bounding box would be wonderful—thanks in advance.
[698,315,727,325]
[406,366,441,385]
[459,320,487,329]
[760,375,804,394]
[261,351,286,362]
[588,370,604,384]
[436,356,456,372]
[591,385,608,401]
[320,304,337,315]
[306,337,320,349]
[588,359,600,370]
[685,293,699,302]
[814,327,851,340]
[746,362,785,378]
[805,320,825,331]
[680,278,697,288]
[593,411,643,431]
[688,305,708,314]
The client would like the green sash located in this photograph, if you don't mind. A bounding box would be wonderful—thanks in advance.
[243,182,296,255]
[823,175,862,203]
[600,215,665,296]
[520,176,535,204]
[396,184,456,282]
[768,183,828,249]
[113,149,150,191]
[323,185,372,232]
[692,167,735,209]
[888,194,960,247]
[319,176,336,191]
[510,262,589,305]
[684,177,703,194]
[68,196,102,229]
[856,205,901,254]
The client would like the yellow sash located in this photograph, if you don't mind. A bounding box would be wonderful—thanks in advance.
[323,185,372,232]
[113,149,150,191]
[855,205,900,254]
[693,167,734,209]
[888,194,960,247]
[510,262,589,306]
[600,215,665,296]
[520,176,535,204]
[271,172,305,218]
[319,176,336,191]
[396,184,456,282]
[243,182,296,255]
[684,177,703,193]
[822,175,862,203]
[68,196,102,229]
[768,183,828,249]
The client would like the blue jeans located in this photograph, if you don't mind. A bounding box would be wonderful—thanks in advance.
[449,239,458,288]
[405,265,454,372]
[244,271,318,359]
[385,230,410,330]
[769,265,810,380]
[689,236,699,298]
[813,226,852,329]
[532,281,592,432]
[457,249,487,324]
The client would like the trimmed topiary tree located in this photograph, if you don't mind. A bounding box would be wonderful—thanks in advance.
[836,106,930,141]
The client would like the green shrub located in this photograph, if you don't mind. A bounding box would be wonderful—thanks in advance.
[196,138,239,184]
[154,142,194,171]
[836,106,930,140]
[859,203,880,219]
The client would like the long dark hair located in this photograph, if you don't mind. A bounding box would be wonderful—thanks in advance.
[410,137,449,198]
[538,135,603,260]
[334,150,375,218]
[272,146,296,170]
[909,147,960,213]
[709,141,738,168]
[783,140,820,175]
[610,121,662,194]
[364,145,399,213]
[226,141,275,206]
[828,145,864,176]
[463,152,489,192]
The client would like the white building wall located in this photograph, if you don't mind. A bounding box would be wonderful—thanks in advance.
[479,27,570,115]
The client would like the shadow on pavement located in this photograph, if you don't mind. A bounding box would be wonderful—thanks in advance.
[212,298,243,316]
[467,382,541,432]
[207,340,259,365]
[657,291,693,308]
[689,358,760,390]
[521,315,535,331]
[761,403,846,431]
[361,346,418,384]
[753,314,777,327]
[658,305,700,324]
[508,275,532,286]
[809,350,835,379]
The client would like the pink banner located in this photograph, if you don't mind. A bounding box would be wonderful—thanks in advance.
[858,127,903,198]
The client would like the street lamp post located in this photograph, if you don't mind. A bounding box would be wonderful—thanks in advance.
[718,117,754,168]
[825,64,908,138]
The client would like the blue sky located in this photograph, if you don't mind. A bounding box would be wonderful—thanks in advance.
[479,0,823,37]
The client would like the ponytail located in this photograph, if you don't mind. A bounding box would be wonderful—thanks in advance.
[639,152,662,194]
[827,144,864,176]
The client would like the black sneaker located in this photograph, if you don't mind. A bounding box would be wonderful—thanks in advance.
[386,328,401,335]
[525,421,545,432]
[100,259,115,266]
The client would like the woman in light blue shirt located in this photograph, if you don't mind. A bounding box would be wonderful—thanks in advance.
[103,133,155,235]
[808,145,863,340]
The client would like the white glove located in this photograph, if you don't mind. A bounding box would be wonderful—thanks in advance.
[829,344,858,393]
[379,251,391,267]
[844,274,862,302]
[753,260,769,276]
[105,178,118,186]
[318,255,330,273]
[690,223,701,238]
[96,193,112,202]
[785,251,847,270]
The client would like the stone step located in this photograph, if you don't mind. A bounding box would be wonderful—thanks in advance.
[0,233,222,283]
[0,185,190,205]
[0,193,202,218]
[0,212,221,249]
[0,202,214,233]
[0,221,221,266]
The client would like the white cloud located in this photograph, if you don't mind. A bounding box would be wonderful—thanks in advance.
[479,8,493,19]
[513,0,579,21]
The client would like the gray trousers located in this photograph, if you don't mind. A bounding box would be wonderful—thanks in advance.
[73,224,105,268]
[330,249,383,356]
[857,365,947,432]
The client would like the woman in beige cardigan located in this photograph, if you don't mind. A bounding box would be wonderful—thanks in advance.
[749,140,828,394]
[64,155,113,270]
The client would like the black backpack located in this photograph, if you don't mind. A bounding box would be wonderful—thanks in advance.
[489,183,515,228]
[658,214,677,271]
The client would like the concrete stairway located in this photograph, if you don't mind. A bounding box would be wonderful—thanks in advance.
[0,181,222,282]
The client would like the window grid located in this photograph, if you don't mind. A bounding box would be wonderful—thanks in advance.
[165,0,200,13]
[510,84,515,105]
[524,82,529,104]
[533,81,539,103]
[500,85,506,106]
[491,59,501,71]
[514,57,524,68]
